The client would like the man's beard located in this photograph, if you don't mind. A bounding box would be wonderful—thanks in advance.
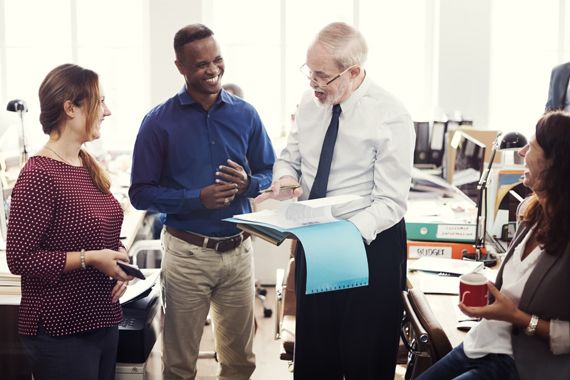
[311,80,348,107]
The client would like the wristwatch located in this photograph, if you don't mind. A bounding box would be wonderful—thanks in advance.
[524,314,539,336]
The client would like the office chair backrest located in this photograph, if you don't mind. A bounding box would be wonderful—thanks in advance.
[401,288,453,379]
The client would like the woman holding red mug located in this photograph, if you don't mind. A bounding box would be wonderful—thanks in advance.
[418,111,570,380]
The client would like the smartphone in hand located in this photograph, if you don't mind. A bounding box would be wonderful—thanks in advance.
[117,261,146,280]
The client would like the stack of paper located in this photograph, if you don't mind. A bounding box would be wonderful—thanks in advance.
[408,256,484,276]
[412,271,460,295]
[0,251,21,295]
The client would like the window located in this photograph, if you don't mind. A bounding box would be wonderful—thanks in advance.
[2,0,570,155]
[208,0,431,149]
[488,0,561,138]
[0,0,146,153]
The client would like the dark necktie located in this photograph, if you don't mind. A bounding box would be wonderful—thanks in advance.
[309,104,342,200]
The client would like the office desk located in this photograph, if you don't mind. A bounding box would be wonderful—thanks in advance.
[407,262,500,347]
[407,270,466,347]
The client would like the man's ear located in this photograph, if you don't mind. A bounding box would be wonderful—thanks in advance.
[63,100,76,118]
[174,59,184,75]
[349,66,361,79]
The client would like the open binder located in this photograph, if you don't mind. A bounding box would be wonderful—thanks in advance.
[225,195,370,295]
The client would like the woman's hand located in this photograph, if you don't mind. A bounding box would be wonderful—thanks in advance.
[111,280,129,303]
[84,249,134,282]
[459,281,520,323]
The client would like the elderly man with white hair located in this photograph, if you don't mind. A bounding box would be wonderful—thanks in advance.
[257,22,415,379]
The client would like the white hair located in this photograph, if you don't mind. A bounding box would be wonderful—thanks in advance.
[313,22,368,70]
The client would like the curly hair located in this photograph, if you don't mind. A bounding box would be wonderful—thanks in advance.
[522,111,570,255]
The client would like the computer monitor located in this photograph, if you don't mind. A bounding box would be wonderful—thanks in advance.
[451,131,486,203]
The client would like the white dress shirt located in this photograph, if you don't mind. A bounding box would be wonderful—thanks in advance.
[274,74,415,242]
[464,226,570,358]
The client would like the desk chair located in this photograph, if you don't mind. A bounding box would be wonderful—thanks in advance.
[274,242,297,372]
[401,288,452,379]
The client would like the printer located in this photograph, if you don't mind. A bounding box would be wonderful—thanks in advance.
[117,284,161,364]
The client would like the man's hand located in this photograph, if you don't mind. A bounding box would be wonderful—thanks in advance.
[255,176,303,203]
[200,182,238,209]
[216,159,249,195]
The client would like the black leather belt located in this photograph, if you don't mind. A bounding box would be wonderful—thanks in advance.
[166,226,250,253]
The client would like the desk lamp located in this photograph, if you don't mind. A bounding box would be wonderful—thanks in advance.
[462,131,528,266]
[6,99,29,166]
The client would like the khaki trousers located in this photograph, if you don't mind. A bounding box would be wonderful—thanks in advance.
[161,230,256,380]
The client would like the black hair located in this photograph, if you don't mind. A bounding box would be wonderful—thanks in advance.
[174,24,214,60]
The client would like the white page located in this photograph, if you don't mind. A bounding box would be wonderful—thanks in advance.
[278,203,336,225]
[233,194,361,229]
[120,270,160,305]
[408,257,483,276]
[296,194,361,208]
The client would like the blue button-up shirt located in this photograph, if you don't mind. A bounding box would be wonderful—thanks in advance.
[129,87,275,237]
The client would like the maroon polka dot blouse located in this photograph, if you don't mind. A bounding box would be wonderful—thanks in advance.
[6,156,123,336]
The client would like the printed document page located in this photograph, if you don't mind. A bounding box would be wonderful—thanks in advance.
[233,194,361,229]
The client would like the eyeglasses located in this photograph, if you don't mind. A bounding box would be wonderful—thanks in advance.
[299,63,358,88]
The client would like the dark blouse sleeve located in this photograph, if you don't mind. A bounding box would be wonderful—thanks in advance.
[6,166,66,283]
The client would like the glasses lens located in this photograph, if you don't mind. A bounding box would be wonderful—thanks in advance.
[300,64,326,87]
[300,64,310,78]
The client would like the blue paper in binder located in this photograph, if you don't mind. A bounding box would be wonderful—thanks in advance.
[288,220,369,294]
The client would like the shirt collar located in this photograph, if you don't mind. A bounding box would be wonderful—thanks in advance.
[339,71,370,113]
[176,85,232,107]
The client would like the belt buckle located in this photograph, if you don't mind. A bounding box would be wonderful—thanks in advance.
[214,234,243,253]
[215,239,232,253]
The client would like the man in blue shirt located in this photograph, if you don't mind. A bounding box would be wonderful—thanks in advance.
[129,24,275,380]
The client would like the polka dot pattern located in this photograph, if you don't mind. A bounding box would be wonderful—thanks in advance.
[6,156,124,336]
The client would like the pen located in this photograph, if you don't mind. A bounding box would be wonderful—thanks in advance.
[260,185,301,193]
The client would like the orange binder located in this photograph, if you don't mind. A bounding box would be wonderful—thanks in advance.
[407,240,486,260]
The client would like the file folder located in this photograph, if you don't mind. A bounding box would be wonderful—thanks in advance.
[406,221,476,243]
[407,240,485,259]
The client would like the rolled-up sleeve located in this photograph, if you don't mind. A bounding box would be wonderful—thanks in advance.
[550,319,570,354]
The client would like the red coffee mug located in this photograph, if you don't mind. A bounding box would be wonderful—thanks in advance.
[459,272,488,307]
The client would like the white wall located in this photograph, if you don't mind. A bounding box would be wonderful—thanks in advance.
[435,0,492,126]
[147,0,206,105]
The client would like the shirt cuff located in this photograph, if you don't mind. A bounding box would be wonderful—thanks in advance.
[244,175,259,197]
[348,212,377,244]
[550,319,570,354]
[184,188,206,210]
[274,167,299,183]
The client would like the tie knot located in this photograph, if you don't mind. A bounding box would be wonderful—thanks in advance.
[332,104,342,116]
